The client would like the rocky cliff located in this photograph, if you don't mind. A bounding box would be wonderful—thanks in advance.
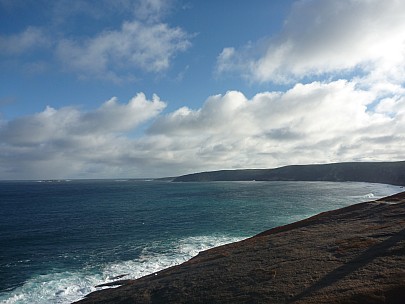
[76,191,405,304]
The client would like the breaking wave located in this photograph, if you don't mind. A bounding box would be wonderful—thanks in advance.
[0,235,243,304]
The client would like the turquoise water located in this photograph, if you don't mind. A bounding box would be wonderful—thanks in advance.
[0,180,402,303]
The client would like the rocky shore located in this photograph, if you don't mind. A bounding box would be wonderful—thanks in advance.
[76,191,405,303]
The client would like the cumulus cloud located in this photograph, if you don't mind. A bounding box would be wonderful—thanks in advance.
[217,0,405,85]
[211,0,405,174]
[146,81,404,174]
[2,0,405,179]
[1,84,404,179]
[1,93,165,145]
[0,93,166,179]
[57,20,191,81]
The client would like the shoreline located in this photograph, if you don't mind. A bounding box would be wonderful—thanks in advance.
[76,191,405,303]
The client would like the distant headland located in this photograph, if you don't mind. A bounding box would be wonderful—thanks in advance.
[172,161,405,186]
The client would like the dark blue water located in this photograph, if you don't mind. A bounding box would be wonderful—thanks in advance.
[0,180,401,303]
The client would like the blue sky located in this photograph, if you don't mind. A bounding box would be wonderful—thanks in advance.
[1,0,404,179]
[0,0,291,117]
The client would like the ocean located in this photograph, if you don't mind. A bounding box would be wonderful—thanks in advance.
[0,180,402,304]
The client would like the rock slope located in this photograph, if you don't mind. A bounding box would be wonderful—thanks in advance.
[76,192,405,304]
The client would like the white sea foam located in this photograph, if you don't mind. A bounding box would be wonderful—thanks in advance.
[0,271,102,304]
[0,235,242,304]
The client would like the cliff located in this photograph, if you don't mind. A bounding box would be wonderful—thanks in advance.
[75,191,405,304]
[173,161,405,186]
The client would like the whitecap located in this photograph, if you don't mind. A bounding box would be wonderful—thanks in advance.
[0,234,243,304]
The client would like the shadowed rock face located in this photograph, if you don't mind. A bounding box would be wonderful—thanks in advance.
[75,192,405,304]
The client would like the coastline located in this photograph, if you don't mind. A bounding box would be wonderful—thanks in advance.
[172,161,405,186]
[75,191,405,303]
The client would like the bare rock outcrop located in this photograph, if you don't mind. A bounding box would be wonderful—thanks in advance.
[76,192,405,303]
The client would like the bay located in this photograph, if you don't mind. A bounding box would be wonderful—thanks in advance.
[0,180,402,303]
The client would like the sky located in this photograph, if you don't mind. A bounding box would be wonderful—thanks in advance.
[0,0,404,180]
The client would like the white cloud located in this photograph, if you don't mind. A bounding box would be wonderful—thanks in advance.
[1,84,404,179]
[150,81,376,138]
[216,47,236,74]
[146,81,404,174]
[0,93,166,179]
[46,0,174,31]
[79,93,166,133]
[2,0,405,179]
[217,0,405,85]
[0,93,165,145]
[1,1,191,80]
[0,26,50,55]
[57,20,191,81]
[134,0,173,22]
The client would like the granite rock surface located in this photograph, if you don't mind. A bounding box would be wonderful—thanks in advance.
[75,192,405,304]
